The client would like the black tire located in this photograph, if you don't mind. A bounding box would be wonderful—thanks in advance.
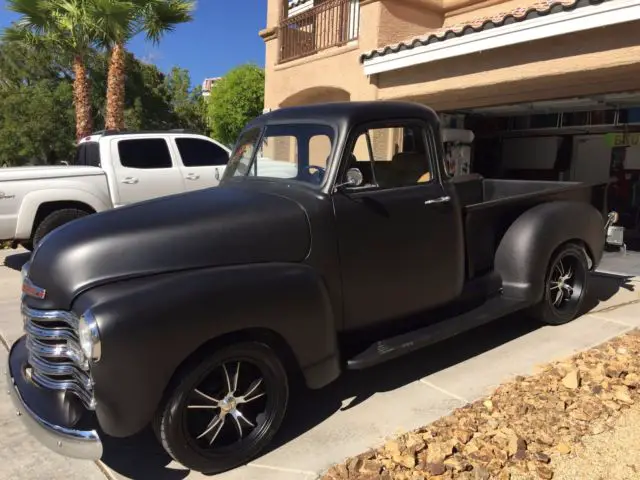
[31,208,89,248]
[529,243,590,325]
[156,341,289,474]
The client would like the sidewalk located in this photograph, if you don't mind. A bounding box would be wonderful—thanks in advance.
[1,247,640,479]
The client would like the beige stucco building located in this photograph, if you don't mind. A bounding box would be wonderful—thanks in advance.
[260,0,640,250]
[260,0,640,110]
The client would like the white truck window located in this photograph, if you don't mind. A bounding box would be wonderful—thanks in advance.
[74,142,101,167]
[118,139,173,169]
[175,138,229,167]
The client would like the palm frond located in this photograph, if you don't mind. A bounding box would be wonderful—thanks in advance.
[137,0,195,44]
[5,0,52,30]
[88,0,136,45]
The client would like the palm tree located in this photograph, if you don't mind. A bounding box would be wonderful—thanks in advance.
[93,0,194,131]
[4,0,102,140]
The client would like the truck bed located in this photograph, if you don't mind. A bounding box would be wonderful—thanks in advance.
[451,175,609,279]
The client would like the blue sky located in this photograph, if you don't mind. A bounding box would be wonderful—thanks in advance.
[0,0,268,88]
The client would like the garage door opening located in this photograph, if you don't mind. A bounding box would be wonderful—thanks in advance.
[440,92,640,252]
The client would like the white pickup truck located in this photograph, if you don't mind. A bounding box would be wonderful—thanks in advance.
[0,130,230,250]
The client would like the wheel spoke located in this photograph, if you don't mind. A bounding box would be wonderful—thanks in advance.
[565,267,573,281]
[196,414,224,440]
[230,412,244,439]
[232,362,241,394]
[237,378,264,404]
[222,364,232,394]
[193,389,220,405]
[187,405,219,409]
[208,416,226,445]
[234,409,255,428]
[554,264,562,279]
[554,288,563,305]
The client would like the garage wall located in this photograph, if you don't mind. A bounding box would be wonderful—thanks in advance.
[377,22,640,111]
[501,137,561,170]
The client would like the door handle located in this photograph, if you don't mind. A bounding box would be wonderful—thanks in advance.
[121,177,138,184]
[185,173,200,180]
[424,195,450,205]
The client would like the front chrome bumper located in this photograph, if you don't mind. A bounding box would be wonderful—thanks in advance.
[5,337,103,460]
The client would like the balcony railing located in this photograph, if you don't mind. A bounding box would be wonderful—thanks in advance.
[278,0,360,64]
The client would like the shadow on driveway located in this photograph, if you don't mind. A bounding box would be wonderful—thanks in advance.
[2,251,29,271]
[96,272,635,479]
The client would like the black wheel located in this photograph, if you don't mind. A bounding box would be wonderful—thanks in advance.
[530,243,589,325]
[31,208,89,248]
[156,341,289,474]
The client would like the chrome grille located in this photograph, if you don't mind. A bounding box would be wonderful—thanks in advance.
[22,304,96,409]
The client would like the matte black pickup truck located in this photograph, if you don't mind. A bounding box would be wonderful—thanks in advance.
[7,101,619,474]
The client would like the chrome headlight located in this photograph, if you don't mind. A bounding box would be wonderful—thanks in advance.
[78,310,101,362]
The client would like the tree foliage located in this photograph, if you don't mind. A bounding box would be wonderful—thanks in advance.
[0,41,76,166]
[206,64,265,147]
[3,0,109,139]
[0,81,75,167]
[0,39,208,167]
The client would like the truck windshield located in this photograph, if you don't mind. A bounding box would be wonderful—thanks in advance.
[224,123,335,186]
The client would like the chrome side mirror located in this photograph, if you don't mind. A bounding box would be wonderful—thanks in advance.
[334,167,364,191]
[604,210,619,230]
[345,168,363,186]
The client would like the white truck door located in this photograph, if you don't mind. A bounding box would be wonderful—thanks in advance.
[112,137,185,205]
[172,136,230,191]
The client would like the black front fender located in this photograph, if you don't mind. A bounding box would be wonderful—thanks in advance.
[495,200,605,301]
[72,263,340,438]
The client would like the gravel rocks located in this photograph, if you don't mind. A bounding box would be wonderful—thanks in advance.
[321,329,640,480]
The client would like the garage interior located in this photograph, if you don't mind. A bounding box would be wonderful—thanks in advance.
[441,91,640,253]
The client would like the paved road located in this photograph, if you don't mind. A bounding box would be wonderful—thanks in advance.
[2,248,640,480]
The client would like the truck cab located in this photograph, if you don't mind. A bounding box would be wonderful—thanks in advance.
[7,101,614,476]
[76,130,231,206]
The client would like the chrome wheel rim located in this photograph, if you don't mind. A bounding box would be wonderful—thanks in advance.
[548,253,585,314]
[184,360,270,451]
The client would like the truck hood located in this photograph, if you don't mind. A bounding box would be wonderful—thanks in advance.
[27,185,311,309]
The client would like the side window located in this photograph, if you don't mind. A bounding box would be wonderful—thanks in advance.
[175,138,229,167]
[346,123,433,189]
[117,138,172,169]
[73,142,101,167]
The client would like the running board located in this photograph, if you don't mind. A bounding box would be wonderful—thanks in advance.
[346,296,531,370]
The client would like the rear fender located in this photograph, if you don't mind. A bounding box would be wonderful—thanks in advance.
[494,200,605,302]
[72,263,339,438]
[15,188,111,239]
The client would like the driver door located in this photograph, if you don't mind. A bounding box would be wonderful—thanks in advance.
[333,121,462,330]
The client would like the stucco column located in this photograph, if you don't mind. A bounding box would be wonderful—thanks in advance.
[260,0,286,111]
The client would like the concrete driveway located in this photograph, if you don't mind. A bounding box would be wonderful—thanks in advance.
[2,248,640,480]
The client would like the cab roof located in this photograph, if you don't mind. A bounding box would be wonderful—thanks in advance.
[245,101,440,131]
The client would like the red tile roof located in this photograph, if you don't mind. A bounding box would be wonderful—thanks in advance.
[360,0,603,62]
